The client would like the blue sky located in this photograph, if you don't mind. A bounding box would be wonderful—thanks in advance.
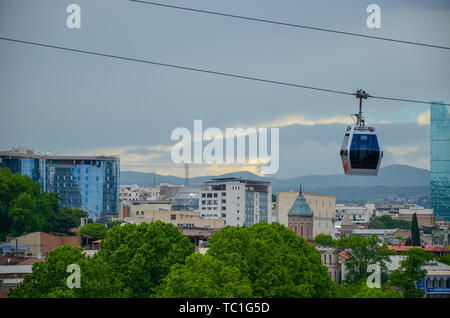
[0,0,449,178]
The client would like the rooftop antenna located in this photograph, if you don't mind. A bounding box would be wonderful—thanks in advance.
[184,163,189,186]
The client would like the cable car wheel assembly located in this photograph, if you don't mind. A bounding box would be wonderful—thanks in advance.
[340,89,383,176]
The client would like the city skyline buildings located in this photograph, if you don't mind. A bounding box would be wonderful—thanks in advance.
[0,148,120,221]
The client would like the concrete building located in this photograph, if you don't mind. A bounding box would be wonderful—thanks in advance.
[352,229,397,243]
[0,148,120,221]
[316,246,340,283]
[335,203,375,225]
[385,256,450,298]
[119,200,172,218]
[0,265,32,297]
[4,232,81,257]
[123,211,225,247]
[172,178,272,227]
[276,191,335,238]
[396,206,435,228]
[339,214,355,237]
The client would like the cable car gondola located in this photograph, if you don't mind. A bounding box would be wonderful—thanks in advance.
[340,90,383,176]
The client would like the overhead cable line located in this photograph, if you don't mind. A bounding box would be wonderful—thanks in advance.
[0,36,448,106]
[129,0,450,51]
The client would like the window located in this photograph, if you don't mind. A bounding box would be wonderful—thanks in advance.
[85,168,88,173]
[213,193,218,198]
[323,255,327,264]
[202,193,206,198]
[85,176,88,181]
[202,200,206,205]
[207,193,212,198]
[222,192,226,196]
[222,199,226,204]
[96,176,99,181]
[329,255,332,264]
[170,214,176,220]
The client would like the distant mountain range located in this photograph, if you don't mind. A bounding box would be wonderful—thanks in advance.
[120,164,430,202]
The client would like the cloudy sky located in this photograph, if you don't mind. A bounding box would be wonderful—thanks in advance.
[0,0,449,178]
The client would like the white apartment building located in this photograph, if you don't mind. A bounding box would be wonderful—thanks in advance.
[335,203,375,225]
[198,178,272,227]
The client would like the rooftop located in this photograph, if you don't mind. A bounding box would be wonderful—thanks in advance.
[288,192,313,216]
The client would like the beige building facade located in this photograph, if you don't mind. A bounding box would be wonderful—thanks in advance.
[276,192,336,238]
[123,210,225,229]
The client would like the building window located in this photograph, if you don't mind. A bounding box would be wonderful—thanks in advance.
[170,214,176,220]
[207,193,212,198]
[202,193,206,198]
[214,193,218,198]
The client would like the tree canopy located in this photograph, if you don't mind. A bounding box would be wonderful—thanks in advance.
[368,215,411,230]
[153,253,252,298]
[78,223,108,239]
[387,248,433,298]
[96,221,195,297]
[335,234,394,286]
[0,168,87,241]
[207,222,335,297]
[9,245,129,298]
[312,234,335,247]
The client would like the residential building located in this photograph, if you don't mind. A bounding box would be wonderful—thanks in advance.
[277,191,335,238]
[0,265,33,297]
[0,148,120,221]
[432,227,449,247]
[351,228,397,243]
[335,203,375,225]
[396,206,435,227]
[385,256,450,298]
[430,102,450,221]
[2,232,81,257]
[316,246,340,283]
[172,178,272,227]
[388,246,450,258]
[119,200,172,218]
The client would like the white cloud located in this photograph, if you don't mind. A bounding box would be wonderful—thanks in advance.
[417,110,430,126]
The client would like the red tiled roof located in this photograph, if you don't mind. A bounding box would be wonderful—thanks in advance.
[339,251,350,259]
[389,246,449,252]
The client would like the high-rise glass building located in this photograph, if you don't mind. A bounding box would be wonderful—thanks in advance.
[0,148,120,221]
[430,102,450,221]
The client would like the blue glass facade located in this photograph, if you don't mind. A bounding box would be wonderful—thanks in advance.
[0,152,120,221]
[430,102,450,221]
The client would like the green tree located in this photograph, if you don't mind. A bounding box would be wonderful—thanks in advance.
[368,215,411,230]
[438,254,450,266]
[411,213,421,246]
[96,221,195,297]
[335,234,393,286]
[153,253,252,297]
[387,248,433,298]
[9,245,129,298]
[78,223,108,239]
[207,222,335,298]
[312,234,335,247]
[0,168,87,240]
[344,280,404,298]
